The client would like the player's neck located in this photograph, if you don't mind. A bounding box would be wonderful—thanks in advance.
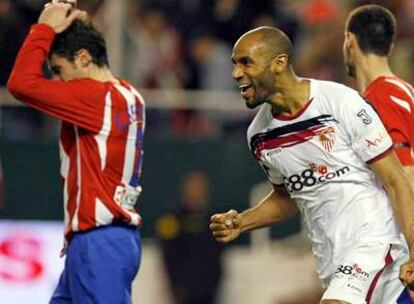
[356,54,393,93]
[269,73,310,116]
[88,66,120,85]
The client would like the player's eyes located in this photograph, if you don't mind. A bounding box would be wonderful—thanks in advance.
[240,58,252,66]
[51,66,61,75]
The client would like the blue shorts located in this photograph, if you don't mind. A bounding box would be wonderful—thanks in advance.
[397,288,414,303]
[50,224,141,304]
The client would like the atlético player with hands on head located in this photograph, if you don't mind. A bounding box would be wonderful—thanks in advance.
[7,1,145,303]
[343,4,414,186]
[209,26,414,303]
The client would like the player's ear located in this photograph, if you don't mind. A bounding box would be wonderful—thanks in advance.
[388,42,395,56]
[75,49,92,67]
[344,32,356,49]
[271,54,288,73]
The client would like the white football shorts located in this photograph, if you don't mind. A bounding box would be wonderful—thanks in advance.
[321,240,409,304]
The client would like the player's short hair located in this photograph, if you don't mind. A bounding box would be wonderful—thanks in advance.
[243,27,293,65]
[261,27,293,64]
[347,4,396,56]
[51,19,109,67]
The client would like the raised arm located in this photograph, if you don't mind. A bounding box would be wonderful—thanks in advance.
[209,185,298,243]
[6,3,106,132]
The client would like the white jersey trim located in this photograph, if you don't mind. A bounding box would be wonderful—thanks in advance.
[385,78,414,99]
[71,125,81,231]
[390,95,411,113]
[114,84,138,187]
[59,141,70,229]
[94,91,113,170]
[95,198,114,226]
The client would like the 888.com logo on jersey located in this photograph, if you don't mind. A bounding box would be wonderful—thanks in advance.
[282,163,350,192]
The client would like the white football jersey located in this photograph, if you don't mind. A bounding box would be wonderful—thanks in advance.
[247,79,404,281]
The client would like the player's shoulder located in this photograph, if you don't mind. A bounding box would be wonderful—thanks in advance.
[115,79,146,104]
[310,78,361,109]
[383,77,414,99]
[367,76,414,99]
[364,77,414,116]
[311,78,356,95]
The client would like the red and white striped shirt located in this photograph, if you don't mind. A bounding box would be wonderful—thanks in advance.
[7,24,145,241]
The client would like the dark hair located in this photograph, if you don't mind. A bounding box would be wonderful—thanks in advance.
[347,4,396,56]
[51,19,109,67]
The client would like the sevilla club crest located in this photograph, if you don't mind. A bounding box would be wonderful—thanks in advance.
[318,127,336,152]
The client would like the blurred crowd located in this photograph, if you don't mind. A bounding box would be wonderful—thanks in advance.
[1,0,414,139]
[1,2,413,302]
[120,0,414,91]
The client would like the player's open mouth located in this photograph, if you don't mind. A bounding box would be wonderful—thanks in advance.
[239,84,253,99]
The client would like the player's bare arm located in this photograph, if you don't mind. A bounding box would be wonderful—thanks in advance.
[370,152,414,291]
[209,185,298,243]
[403,166,414,190]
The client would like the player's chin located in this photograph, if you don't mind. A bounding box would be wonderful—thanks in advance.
[245,98,262,109]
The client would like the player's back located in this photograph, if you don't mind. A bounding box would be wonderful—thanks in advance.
[58,79,145,239]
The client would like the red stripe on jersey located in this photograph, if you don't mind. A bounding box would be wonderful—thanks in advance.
[61,125,80,236]
[272,98,314,120]
[254,124,325,159]
[6,24,145,242]
[77,132,103,230]
[366,247,393,303]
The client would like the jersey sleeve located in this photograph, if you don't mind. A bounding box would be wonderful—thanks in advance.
[259,161,284,186]
[339,89,393,164]
[7,24,106,133]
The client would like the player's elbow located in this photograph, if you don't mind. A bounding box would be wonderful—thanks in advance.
[7,73,32,101]
[7,74,24,99]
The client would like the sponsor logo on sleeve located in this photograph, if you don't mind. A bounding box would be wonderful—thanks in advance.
[365,129,388,150]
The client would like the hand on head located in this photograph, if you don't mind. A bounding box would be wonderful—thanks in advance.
[209,209,242,243]
[44,0,77,9]
[39,0,87,33]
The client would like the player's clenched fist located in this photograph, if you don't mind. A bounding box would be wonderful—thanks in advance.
[209,209,242,243]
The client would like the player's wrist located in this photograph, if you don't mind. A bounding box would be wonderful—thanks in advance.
[239,210,253,233]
